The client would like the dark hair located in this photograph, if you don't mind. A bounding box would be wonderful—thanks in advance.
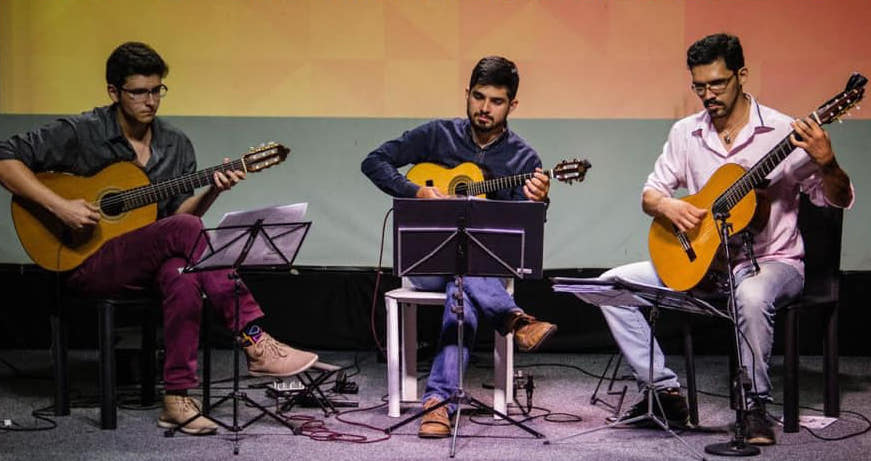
[686,33,745,72]
[469,56,519,100]
[105,42,168,88]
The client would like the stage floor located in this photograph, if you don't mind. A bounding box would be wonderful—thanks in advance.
[2,350,870,460]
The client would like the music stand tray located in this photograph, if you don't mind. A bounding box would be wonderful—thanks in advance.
[167,204,311,455]
[386,198,547,457]
[549,276,723,460]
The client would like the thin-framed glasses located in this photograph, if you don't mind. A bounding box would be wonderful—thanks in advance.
[119,84,168,101]
[690,74,735,96]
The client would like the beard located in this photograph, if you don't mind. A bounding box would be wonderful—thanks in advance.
[467,109,505,135]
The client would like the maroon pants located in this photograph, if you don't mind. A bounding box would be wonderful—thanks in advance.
[66,214,265,390]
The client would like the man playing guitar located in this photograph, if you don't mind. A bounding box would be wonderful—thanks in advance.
[0,42,317,435]
[361,56,558,438]
[597,34,854,445]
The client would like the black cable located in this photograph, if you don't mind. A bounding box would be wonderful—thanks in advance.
[368,208,394,356]
[0,404,58,432]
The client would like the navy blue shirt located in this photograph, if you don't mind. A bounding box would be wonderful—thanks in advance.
[361,118,541,200]
[0,104,196,217]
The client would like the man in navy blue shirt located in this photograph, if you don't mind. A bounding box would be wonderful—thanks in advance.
[362,56,556,438]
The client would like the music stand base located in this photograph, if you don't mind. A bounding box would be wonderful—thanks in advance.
[385,392,544,457]
[704,441,761,457]
[544,393,706,461]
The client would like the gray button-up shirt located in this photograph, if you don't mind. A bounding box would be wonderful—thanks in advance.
[0,104,196,217]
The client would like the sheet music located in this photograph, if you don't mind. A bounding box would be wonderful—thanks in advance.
[196,203,309,268]
[551,276,727,318]
[552,277,652,308]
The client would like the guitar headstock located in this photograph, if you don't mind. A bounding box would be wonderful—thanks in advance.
[815,73,867,125]
[241,142,290,172]
[552,158,591,184]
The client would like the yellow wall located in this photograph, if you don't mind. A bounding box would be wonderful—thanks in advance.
[2,0,870,118]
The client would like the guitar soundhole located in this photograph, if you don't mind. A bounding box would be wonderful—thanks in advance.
[449,176,472,196]
[100,192,125,218]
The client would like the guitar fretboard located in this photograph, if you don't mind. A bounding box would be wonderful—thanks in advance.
[465,169,553,196]
[104,159,246,212]
[712,135,797,214]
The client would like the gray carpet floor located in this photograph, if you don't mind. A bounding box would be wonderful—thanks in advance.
[1,350,870,461]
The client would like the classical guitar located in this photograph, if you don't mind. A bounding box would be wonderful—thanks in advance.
[406,158,591,197]
[649,73,866,291]
[11,142,289,271]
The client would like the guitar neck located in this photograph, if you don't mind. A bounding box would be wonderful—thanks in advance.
[466,168,552,196]
[712,132,798,214]
[115,159,246,212]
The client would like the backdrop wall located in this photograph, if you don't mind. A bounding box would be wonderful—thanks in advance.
[2,0,869,269]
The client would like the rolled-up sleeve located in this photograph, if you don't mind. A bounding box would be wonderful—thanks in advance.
[0,119,79,172]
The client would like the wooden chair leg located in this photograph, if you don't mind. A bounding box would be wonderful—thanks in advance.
[823,303,840,417]
[98,301,117,430]
[783,308,800,433]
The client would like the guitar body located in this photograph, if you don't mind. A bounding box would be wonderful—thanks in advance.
[406,162,486,197]
[648,163,757,291]
[11,162,157,272]
[10,141,289,272]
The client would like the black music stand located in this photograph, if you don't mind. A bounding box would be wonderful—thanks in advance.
[548,276,729,460]
[385,198,546,457]
[164,205,310,456]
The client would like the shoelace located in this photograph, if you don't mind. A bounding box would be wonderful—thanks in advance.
[258,337,288,358]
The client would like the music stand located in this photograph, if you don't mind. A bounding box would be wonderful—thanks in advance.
[548,276,728,460]
[385,198,546,457]
[164,204,310,456]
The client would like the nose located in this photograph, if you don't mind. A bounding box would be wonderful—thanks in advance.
[480,99,491,114]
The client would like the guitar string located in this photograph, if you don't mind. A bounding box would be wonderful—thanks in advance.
[96,159,247,210]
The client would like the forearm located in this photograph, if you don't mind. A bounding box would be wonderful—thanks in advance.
[0,159,67,213]
[642,188,669,218]
[819,158,853,207]
[175,187,220,217]
[361,151,419,198]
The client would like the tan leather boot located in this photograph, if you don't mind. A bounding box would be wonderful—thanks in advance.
[418,397,451,438]
[157,395,217,435]
[244,332,318,377]
[505,312,557,352]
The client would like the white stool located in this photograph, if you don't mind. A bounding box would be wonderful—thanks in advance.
[384,278,513,418]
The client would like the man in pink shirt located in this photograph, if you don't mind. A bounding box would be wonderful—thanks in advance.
[598,33,854,445]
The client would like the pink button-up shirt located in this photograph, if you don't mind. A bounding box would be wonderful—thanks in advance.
[643,95,854,276]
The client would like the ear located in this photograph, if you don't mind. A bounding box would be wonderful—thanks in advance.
[737,66,749,87]
[508,98,518,114]
[107,84,120,103]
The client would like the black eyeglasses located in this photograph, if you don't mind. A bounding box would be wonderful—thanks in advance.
[690,74,735,96]
[119,84,168,101]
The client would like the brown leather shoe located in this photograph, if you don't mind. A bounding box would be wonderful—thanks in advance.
[418,397,451,438]
[506,312,557,352]
[244,332,318,377]
[157,395,217,435]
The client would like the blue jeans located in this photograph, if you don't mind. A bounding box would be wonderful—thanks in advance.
[599,260,803,402]
[410,276,521,411]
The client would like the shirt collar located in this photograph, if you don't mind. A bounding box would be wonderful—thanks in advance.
[691,93,774,138]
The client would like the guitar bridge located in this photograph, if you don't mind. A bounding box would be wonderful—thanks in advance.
[673,225,697,262]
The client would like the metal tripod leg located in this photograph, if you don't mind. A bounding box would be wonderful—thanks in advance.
[544,306,706,461]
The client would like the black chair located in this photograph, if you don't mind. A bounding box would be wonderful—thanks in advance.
[781,193,843,432]
[51,291,214,430]
[51,292,161,429]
